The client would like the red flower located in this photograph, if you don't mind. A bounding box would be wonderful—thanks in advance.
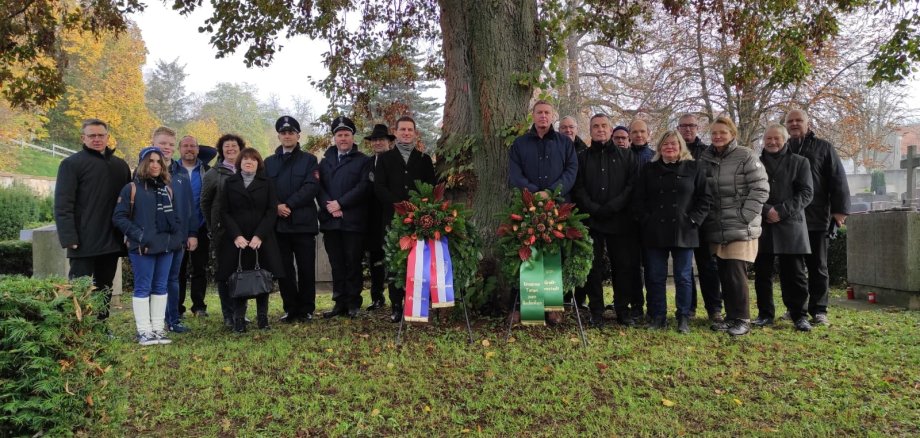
[440,201,450,211]
[565,227,583,239]
[544,199,555,212]
[497,223,511,236]
[543,234,552,243]
[557,203,574,220]
[510,213,523,221]
[433,183,446,201]
[394,201,410,216]
[399,236,414,250]
[552,230,565,239]
[403,217,414,224]
[444,225,453,233]
[527,227,534,235]
[522,189,534,207]
[519,246,532,261]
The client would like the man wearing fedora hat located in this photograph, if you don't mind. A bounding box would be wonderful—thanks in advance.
[373,116,437,323]
[176,135,215,318]
[363,124,395,311]
[265,115,321,323]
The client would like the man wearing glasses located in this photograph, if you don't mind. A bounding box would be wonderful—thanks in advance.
[54,119,131,321]
[676,113,724,322]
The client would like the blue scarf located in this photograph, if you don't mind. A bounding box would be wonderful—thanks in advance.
[149,177,178,234]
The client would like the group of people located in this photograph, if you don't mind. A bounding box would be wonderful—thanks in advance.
[53,100,849,345]
[513,101,849,336]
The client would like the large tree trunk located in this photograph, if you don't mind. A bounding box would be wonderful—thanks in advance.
[438,0,544,258]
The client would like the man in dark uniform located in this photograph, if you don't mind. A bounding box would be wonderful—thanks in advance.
[54,118,131,321]
[677,113,723,322]
[265,116,320,322]
[319,116,372,318]
[364,124,396,311]
[374,116,437,322]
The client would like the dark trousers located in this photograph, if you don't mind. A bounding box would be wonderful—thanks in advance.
[805,231,830,316]
[644,247,694,318]
[216,280,235,322]
[586,230,641,317]
[690,245,722,314]
[716,257,751,321]
[365,228,387,304]
[69,252,121,320]
[323,230,365,311]
[277,232,317,316]
[754,253,809,321]
[233,293,268,321]
[178,226,210,314]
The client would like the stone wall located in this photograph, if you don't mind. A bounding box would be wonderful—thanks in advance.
[847,211,920,309]
[0,172,56,196]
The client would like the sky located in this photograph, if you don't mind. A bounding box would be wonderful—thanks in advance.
[132,2,920,120]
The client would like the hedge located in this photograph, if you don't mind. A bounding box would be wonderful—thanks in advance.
[0,240,32,277]
[0,276,118,436]
[828,226,847,286]
[0,184,53,240]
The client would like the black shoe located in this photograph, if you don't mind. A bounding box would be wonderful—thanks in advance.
[233,318,246,333]
[710,320,730,332]
[323,306,347,319]
[193,310,208,318]
[752,316,774,327]
[793,317,813,332]
[648,316,667,330]
[708,311,724,323]
[347,308,360,318]
[366,300,385,311]
[223,317,233,328]
[677,316,690,334]
[257,315,269,330]
[588,314,605,329]
[280,313,299,324]
[577,303,590,312]
[279,312,290,322]
[728,320,751,336]
[605,304,617,312]
[811,313,829,326]
[302,313,313,321]
[390,308,403,323]
[616,316,636,327]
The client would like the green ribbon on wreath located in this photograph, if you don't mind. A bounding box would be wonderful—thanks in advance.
[519,246,565,324]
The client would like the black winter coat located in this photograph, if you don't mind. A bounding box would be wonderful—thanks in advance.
[54,145,131,258]
[317,146,372,232]
[216,173,284,281]
[374,147,437,225]
[572,140,639,235]
[786,131,851,231]
[633,160,712,248]
[201,164,235,247]
[265,145,320,234]
[759,146,813,254]
[112,178,186,255]
[686,137,709,161]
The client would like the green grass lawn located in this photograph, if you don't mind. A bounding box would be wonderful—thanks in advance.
[0,144,63,177]
[92,287,919,437]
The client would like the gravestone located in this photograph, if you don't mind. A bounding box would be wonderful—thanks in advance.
[847,211,920,309]
[31,224,123,299]
[900,145,919,209]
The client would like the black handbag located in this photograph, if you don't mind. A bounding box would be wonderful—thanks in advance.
[228,248,274,298]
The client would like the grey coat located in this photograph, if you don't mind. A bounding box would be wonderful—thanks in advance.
[758,146,813,255]
[700,141,769,244]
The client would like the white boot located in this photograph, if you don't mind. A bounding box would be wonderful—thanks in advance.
[149,294,172,345]
[132,297,156,346]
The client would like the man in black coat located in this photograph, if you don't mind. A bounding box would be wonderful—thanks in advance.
[677,113,723,322]
[785,109,851,325]
[319,116,373,319]
[559,116,589,154]
[754,124,815,332]
[265,116,320,322]
[364,123,396,311]
[374,116,437,322]
[54,119,131,320]
[573,113,641,327]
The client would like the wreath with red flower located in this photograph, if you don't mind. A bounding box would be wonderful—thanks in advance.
[496,188,593,291]
[384,182,481,292]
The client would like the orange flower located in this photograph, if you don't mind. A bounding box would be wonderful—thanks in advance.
[445,225,453,233]
[403,217,413,224]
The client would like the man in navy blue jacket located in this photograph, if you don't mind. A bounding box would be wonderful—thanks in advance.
[508,100,578,200]
[152,127,198,334]
[265,116,321,323]
[318,116,372,318]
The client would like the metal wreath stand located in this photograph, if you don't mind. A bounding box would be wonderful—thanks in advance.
[505,289,589,348]
[394,286,475,346]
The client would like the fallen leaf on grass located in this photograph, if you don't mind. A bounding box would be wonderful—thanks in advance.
[484,370,495,378]
[371,408,380,416]
[325,348,334,353]
[596,362,609,374]
[423,405,431,413]
[733,398,743,406]
[461,429,471,433]
[485,351,495,359]
[481,339,491,347]
[221,418,231,432]
[85,394,93,406]
[619,331,626,336]
[386,362,394,369]
[64,381,74,395]
[662,398,676,407]
[507,336,516,343]
[222,366,233,373]
[714,389,724,395]
[570,337,579,343]
[881,376,898,383]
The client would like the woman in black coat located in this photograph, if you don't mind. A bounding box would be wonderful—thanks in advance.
[753,124,814,331]
[217,148,284,332]
[633,130,712,333]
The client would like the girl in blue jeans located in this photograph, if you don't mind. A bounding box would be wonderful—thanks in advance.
[113,147,185,345]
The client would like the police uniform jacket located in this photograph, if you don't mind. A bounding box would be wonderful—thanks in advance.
[317,146,372,232]
[265,144,320,234]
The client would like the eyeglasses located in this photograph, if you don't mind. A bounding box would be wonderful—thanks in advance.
[83,133,108,139]
[677,124,698,129]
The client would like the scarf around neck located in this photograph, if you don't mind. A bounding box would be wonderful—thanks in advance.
[148,177,177,234]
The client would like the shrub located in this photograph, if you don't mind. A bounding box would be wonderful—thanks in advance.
[0,276,118,436]
[828,226,848,286]
[0,184,54,240]
[0,240,32,276]
[870,170,886,195]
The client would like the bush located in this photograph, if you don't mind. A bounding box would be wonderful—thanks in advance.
[870,170,886,195]
[0,276,118,436]
[0,184,54,240]
[0,240,32,276]
[828,226,847,286]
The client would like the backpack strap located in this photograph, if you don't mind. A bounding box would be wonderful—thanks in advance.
[128,182,137,219]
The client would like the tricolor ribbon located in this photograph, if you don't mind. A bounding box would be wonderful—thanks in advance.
[519,246,564,325]
[405,237,455,322]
